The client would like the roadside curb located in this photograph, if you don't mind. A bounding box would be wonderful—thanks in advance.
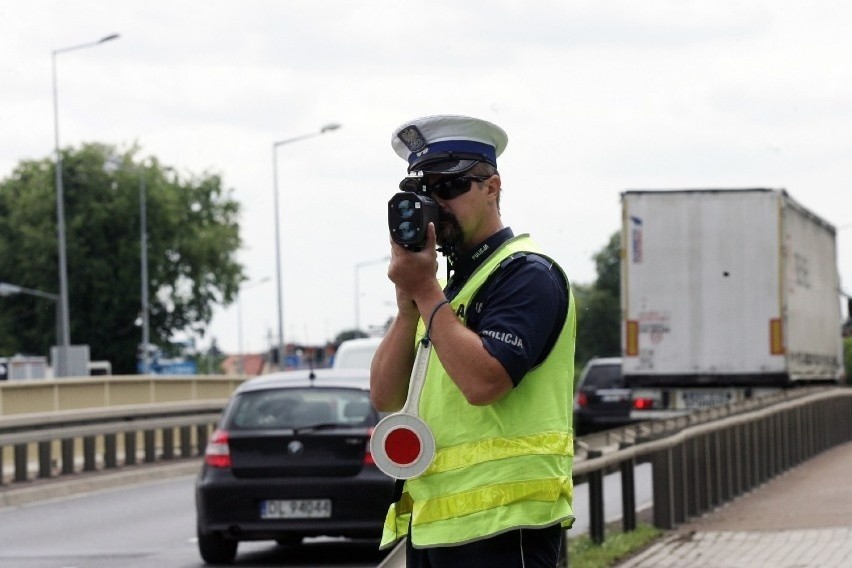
[0,459,201,508]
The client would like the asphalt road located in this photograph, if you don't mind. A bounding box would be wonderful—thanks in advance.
[0,460,653,568]
[0,474,389,568]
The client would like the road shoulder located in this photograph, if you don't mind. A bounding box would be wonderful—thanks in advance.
[0,459,201,508]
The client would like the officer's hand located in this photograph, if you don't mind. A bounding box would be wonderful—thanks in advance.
[388,223,439,307]
[393,286,418,318]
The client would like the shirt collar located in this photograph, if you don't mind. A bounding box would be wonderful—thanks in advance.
[447,227,514,289]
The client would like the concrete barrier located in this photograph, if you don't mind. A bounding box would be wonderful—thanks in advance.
[0,375,245,415]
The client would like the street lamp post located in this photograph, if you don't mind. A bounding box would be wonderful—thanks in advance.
[52,33,120,377]
[104,156,150,374]
[272,123,341,370]
[139,172,149,374]
[236,277,271,376]
[354,256,390,331]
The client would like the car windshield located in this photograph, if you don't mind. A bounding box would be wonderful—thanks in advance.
[582,365,623,389]
[225,387,374,430]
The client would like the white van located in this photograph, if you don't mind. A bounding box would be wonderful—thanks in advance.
[332,337,383,370]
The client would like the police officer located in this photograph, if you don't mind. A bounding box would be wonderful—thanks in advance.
[371,115,577,568]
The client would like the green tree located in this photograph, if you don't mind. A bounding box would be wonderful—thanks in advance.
[334,329,369,346]
[0,143,244,374]
[194,338,227,375]
[574,231,621,371]
[592,231,621,297]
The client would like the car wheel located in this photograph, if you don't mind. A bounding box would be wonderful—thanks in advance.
[197,529,238,565]
[275,535,303,546]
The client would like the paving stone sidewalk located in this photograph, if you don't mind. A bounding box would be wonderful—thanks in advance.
[617,441,852,568]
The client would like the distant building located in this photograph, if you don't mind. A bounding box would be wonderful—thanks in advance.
[221,353,266,376]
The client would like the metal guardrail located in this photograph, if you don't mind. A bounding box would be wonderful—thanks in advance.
[573,386,836,459]
[572,386,851,546]
[0,376,242,485]
[0,400,225,485]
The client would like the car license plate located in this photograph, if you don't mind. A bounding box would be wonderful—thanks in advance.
[260,499,332,519]
[680,390,733,409]
[599,389,630,402]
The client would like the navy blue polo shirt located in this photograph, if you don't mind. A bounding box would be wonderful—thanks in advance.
[443,228,568,386]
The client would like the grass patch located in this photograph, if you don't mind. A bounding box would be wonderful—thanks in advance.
[563,523,663,568]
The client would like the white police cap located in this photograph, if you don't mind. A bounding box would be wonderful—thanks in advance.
[391,115,508,174]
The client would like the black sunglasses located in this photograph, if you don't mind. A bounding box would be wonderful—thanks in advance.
[398,175,490,200]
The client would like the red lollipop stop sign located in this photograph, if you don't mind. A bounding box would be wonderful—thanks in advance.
[370,342,436,479]
[385,426,422,465]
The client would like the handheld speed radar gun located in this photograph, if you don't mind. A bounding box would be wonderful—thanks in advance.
[387,177,439,252]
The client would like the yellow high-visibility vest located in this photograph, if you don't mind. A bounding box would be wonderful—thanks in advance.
[380,234,576,549]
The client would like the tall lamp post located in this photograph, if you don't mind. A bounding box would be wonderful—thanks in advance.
[52,33,120,377]
[271,123,341,370]
[237,276,271,375]
[104,156,150,374]
[354,256,390,331]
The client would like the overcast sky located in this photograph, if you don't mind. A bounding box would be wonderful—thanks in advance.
[2,1,851,356]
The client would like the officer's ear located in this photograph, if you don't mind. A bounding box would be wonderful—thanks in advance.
[484,175,501,204]
[479,173,498,193]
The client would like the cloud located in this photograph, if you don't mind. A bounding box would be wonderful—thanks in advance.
[3,0,852,351]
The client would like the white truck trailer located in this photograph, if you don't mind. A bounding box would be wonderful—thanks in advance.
[621,188,844,418]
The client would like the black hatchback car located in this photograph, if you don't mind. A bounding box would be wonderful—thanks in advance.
[195,369,395,564]
[574,357,637,436]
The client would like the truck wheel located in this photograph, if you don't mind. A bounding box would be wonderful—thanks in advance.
[197,530,238,565]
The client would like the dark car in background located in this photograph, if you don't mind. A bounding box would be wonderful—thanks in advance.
[195,369,394,564]
[574,357,638,436]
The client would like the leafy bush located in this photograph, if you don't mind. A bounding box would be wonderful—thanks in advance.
[564,523,663,568]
